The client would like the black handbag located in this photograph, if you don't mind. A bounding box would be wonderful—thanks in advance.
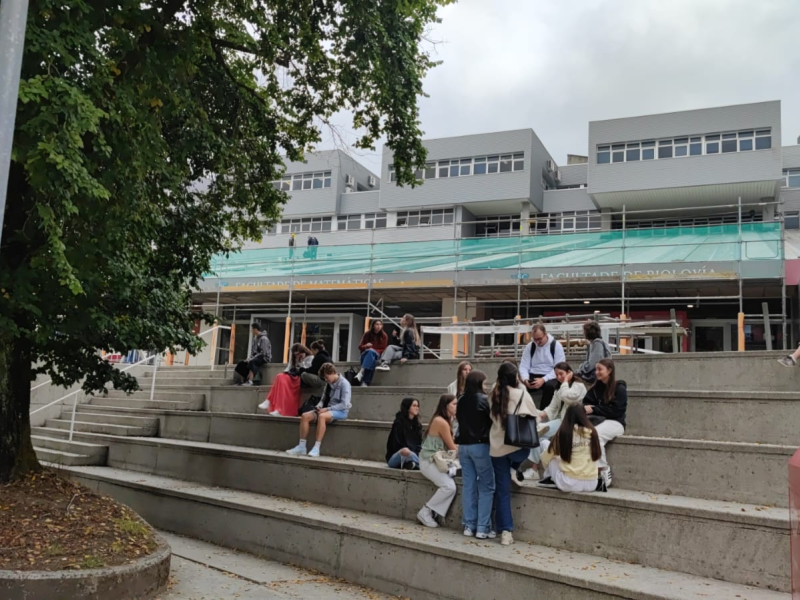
[298,395,322,416]
[504,395,540,448]
[588,415,606,427]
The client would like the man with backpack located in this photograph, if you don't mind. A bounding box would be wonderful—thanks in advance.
[307,235,319,259]
[519,323,565,410]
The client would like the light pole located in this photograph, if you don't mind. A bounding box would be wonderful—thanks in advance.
[0,0,29,248]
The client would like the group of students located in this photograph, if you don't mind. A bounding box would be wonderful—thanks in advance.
[385,321,627,546]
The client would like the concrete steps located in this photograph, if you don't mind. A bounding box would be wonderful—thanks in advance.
[66,466,788,600]
[102,389,206,406]
[85,434,790,591]
[43,417,157,437]
[61,408,160,433]
[32,434,108,466]
[35,447,105,467]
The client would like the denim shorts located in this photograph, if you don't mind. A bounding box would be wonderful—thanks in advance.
[329,410,348,422]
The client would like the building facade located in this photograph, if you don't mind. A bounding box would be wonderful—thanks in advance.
[200,101,800,359]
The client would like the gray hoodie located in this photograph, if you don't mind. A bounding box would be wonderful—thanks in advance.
[577,338,611,382]
[250,331,272,363]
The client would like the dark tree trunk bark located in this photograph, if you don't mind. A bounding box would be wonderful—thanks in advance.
[0,336,41,483]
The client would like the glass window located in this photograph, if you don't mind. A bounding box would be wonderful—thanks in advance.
[597,146,610,164]
[690,137,702,156]
[388,166,396,182]
[787,169,800,188]
[414,168,423,181]
[460,158,472,176]
[424,162,436,179]
[449,162,460,177]
[397,212,408,227]
[474,157,487,175]
[500,155,513,172]
[658,140,673,159]
[321,217,332,231]
[739,138,753,151]
[313,172,324,189]
[721,135,737,153]
[786,212,800,230]
[513,153,524,171]
[407,212,420,227]
[443,209,454,224]
[292,176,302,191]
[419,212,431,226]
[673,138,688,157]
[431,209,444,226]
[375,214,387,228]
[611,144,624,163]
[626,142,640,162]
[642,141,655,160]
[755,133,772,150]
[438,160,449,178]
[487,156,499,173]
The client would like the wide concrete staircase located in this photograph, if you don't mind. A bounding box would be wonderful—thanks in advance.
[56,352,795,599]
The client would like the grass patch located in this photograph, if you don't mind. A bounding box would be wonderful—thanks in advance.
[80,555,104,569]
[114,516,150,537]
[45,544,66,557]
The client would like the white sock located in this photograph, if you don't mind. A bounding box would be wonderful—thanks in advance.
[298,439,307,449]
[312,441,321,451]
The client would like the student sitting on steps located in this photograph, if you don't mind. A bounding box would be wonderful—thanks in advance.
[258,343,312,416]
[523,362,587,482]
[583,358,627,489]
[417,394,459,529]
[537,404,603,493]
[376,314,420,371]
[286,363,351,458]
[386,397,423,470]
[519,322,565,411]
[355,319,389,386]
[298,340,332,394]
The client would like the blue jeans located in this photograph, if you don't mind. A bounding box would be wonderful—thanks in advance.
[387,450,419,469]
[459,443,495,535]
[360,349,380,385]
[529,418,561,464]
[492,447,530,533]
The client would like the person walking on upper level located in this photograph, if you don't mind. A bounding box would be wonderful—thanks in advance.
[376,314,420,371]
[519,323,565,410]
[288,232,296,260]
[576,321,612,384]
[286,363,351,458]
[355,320,389,386]
[583,358,627,490]
[386,397,423,470]
[417,394,459,528]
[457,371,495,540]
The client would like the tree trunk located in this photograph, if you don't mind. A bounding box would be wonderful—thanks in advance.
[0,336,41,483]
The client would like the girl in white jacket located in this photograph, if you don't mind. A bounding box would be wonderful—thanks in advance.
[523,362,587,480]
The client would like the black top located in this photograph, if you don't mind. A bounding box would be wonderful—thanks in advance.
[385,411,423,461]
[455,392,492,445]
[299,350,332,377]
[400,329,420,360]
[583,380,628,427]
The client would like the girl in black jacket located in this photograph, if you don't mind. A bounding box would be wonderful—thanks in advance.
[386,397,423,469]
[299,341,332,391]
[583,358,627,490]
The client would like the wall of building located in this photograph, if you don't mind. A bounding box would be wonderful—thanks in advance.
[338,190,381,214]
[783,145,800,169]
[379,130,534,211]
[542,188,596,213]
[281,151,341,216]
[588,101,783,195]
[557,163,588,187]
[338,152,380,191]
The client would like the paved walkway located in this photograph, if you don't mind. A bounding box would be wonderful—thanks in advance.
[159,531,395,600]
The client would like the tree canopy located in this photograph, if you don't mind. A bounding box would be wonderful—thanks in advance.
[0,0,451,481]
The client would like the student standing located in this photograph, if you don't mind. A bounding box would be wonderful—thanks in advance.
[417,395,459,528]
[583,358,627,489]
[456,371,495,539]
[489,363,537,546]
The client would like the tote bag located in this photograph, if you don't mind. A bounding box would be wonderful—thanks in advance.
[504,395,540,449]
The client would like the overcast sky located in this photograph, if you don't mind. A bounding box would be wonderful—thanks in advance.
[324,0,800,177]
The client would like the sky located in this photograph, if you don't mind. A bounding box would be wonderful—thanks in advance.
[323,0,800,177]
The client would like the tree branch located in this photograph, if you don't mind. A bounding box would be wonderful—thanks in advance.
[210,41,268,109]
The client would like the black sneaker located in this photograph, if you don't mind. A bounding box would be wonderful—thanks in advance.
[536,476,557,488]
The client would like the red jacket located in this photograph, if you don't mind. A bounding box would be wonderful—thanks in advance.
[359,330,388,354]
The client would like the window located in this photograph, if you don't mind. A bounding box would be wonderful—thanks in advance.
[626,142,640,162]
[499,154,513,172]
[738,130,754,152]
[438,160,449,178]
[513,153,524,171]
[473,157,487,175]
[706,134,720,154]
[312,172,324,189]
[642,141,655,160]
[364,213,387,229]
[530,210,601,235]
[389,165,397,182]
[597,146,610,164]
[785,212,800,230]
[674,137,688,157]
[610,144,624,163]
[282,170,331,190]
[424,162,436,179]
[396,208,454,228]
[756,129,772,150]
[337,214,361,231]
[460,158,472,176]
[658,140,673,159]
[690,137,702,156]
[475,215,521,238]
[785,169,800,188]
[279,217,331,234]
[721,133,737,153]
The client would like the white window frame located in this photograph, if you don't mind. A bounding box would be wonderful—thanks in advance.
[785,169,800,188]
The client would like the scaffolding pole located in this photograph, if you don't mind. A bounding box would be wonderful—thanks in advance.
[621,204,627,315]
[781,196,788,350]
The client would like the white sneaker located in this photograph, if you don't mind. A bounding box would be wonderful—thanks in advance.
[286,444,307,456]
[257,400,270,411]
[376,363,390,371]
[521,468,538,482]
[475,531,489,540]
[417,506,438,528]
[778,356,797,368]
[510,468,522,487]
[242,381,254,387]
[488,530,497,539]
[355,369,364,382]
[537,424,550,437]
[500,531,514,546]
[463,527,474,537]
[360,382,369,387]
[308,446,320,458]
[600,467,612,489]
[269,410,282,417]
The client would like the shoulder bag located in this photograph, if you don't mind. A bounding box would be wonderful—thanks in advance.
[432,449,461,473]
[504,395,540,448]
